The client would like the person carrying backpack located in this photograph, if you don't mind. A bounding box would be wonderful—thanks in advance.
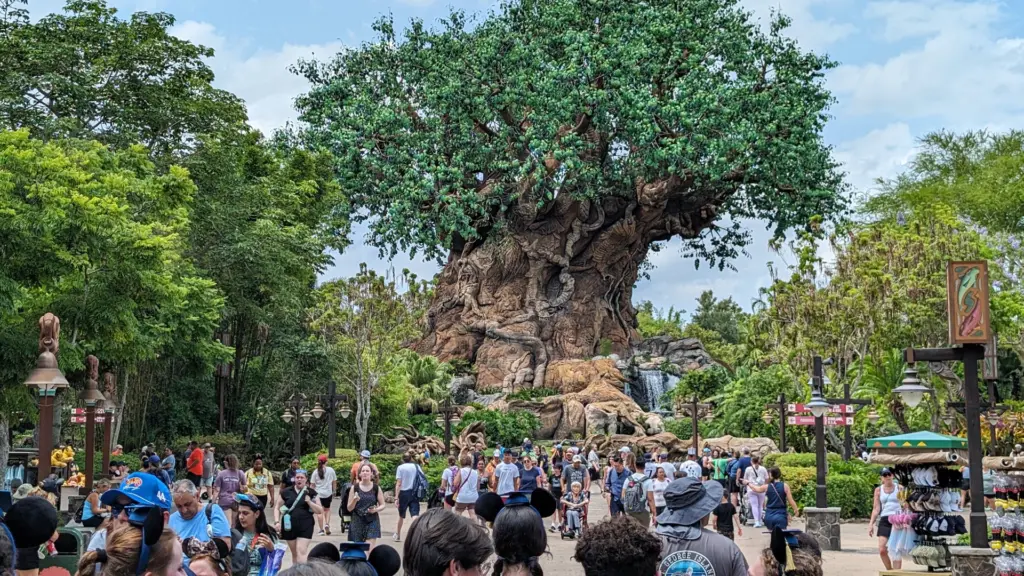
[169,479,235,570]
[392,451,424,542]
[621,453,657,528]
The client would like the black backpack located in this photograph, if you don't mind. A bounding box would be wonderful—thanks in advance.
[204,504,248,576]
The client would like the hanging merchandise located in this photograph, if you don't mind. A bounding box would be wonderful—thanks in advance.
[987,471,1024,576]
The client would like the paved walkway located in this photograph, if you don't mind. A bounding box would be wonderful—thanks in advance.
[291,490,907,576]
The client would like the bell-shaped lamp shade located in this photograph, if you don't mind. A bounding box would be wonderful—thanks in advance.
[867,409,880,425]
[311,402,325,419]
[762,410,774,425]
[24,352,69,391]
[300,410,312,423]
[807,395,830,419]
[894,368,930,409]
[434,413,445,428]
[282,409,294,423]
[79,382,106,406]
[339,402,351,419]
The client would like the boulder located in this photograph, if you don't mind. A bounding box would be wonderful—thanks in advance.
[554,399,586,439]
[702,435,779,458]
[635,336,716,371]
[545,358,626,394]
[475,341,534,390]
[507,397,562,440]
[584,432,692,461]
[449,375,477,404]
[585,403,619,437]
[643,413,665,435]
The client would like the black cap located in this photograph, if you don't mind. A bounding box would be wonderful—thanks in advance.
[3,496,58,549]
[880,468,892,476]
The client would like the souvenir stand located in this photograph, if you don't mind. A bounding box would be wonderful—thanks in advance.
[868,432,970,573]
[981,455,1024,576]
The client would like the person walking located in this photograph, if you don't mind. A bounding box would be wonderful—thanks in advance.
[655,478,748,576]
[451,454,479,520]
[868,468,902,570]
[278,468,322,564]
[212,454,246,525]
[604,455,628,517]
[712,449,730,490]
[621,453,656,528]
[169,480,232,570]
[349,450,379,484]
[280,457,300,491]
[651,466,672,517]
[245,453,275,515]
[519,454,546,494]
[161,447,177,477]
[440,456,459,509]
[743,455,769,528]
[748,467,800,530]
[185,442,204,489]
[310,455,337,536]
[201,444,216,499]
[347,463,385,549]
[234,493,279,576]
[392,452,421,542]
[491,450,521,497]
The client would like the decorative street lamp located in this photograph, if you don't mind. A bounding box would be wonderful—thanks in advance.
[762,410,774,426]
[435,397,461,455]
[78,355,106,493]
[281,395,314,456]
[24,313,69,481]
[894,367,931,409]
[311,380,350,457]
[809,356,829,508]
[942,408,956,430]
[867,408,881,425]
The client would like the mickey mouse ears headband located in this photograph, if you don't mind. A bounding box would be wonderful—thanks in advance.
[337,542,401,576]
[474,490,557,523]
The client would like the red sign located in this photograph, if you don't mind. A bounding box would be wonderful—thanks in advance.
[787,415,854,426]
[71,416,106,424]
[788,404,854,415]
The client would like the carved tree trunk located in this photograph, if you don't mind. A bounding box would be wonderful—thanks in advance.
[416,179,716,390]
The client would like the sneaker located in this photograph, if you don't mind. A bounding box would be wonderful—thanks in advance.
[325,526,331,536]
[317,529,325,536]
[392,532,400,542]
[753,522,763,528]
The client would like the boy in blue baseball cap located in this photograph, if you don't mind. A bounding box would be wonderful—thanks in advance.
[101,472,172,526]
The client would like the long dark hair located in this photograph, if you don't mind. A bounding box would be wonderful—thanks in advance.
[491,505,547,576]
[235,501,278,540]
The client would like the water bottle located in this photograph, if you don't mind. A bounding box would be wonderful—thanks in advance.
[283,513,292,532]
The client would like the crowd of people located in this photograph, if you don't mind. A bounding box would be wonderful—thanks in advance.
[0,438,830,576]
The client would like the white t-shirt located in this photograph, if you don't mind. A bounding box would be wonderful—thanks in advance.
[442,467,457,496]
[651,478,672,508]
[744,465,769,488]
[396,462,419,492]
[311,466,337,499]
[494,462,520,495]
[454,467,480,504]
[658,462,677,478]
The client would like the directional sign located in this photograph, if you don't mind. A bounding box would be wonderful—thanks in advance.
[788,415,854,426]
[788,404,854,415]
[70,416,106,424]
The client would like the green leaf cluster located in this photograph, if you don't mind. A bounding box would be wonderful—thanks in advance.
[455,409,541,449]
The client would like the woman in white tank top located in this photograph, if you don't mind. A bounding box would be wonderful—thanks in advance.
[452,454,480,520]
[868,468,902,571]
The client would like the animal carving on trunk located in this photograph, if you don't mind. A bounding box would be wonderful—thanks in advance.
[39,312,60,355]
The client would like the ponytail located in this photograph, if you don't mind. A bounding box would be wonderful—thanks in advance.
[74,549,105,576]
[526,556,544,576]
[491,557,544,576]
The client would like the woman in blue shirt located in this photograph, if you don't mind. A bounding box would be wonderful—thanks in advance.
[519,454,547,494]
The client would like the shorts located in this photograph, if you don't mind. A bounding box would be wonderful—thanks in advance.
[281,519,314,541]
[398,489,420,518]
[655,505,666,517]
[878,516,893,539]
[961,478,971,491]
[609,499,625,516]
[319,496,333,510]
[444,493,455,508]
[551,488,563,501]
[729,477,741,494]
[187,472,202,487]
[764,510,788,531]
[454,501,475,513]
[716,479,728,492]
[255,494,268,509]
[719,528,735,541]
[202,476,214,487]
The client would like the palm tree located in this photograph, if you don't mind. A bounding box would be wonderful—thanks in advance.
[851,349,915,432]
[403,352,454,414]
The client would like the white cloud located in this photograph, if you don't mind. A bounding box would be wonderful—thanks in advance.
[170,20,344,135]
[830,0,1024,128]
[742,0,858,51]
[833,122,918,193]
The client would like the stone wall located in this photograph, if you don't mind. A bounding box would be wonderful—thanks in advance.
[803,507,841,551]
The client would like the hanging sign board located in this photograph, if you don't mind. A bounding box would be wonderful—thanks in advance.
[946,261,992,345]
[787,416,854,426]
[787,404,854,415]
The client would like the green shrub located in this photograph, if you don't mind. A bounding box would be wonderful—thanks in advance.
[456,409,540,449]
[764,452,841,468]
[598,338,614,356]
[776,466,817,497]
[478,387,503,395]
[73,451,142,477]
[506,387,559,401]
[794,474,875,519]
[173,433,248,461]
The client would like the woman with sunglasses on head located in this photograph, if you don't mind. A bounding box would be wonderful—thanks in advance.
[347,463,386,549]
[277,469,322,565]
[234,494,280,576]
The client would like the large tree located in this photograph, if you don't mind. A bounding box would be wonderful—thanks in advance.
[296,0,845,388]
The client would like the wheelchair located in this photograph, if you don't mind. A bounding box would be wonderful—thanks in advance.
[559,491,589,540]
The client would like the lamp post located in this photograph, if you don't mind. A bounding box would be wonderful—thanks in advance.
[101,372,116,475]
[764,394,789,452]
[676,394,713,455]
[807,356,832,508]
[311,380,351,457]
[435,397,461,456]
[281,395,314,457]
[24,313,69,481]
[78,355,106,493]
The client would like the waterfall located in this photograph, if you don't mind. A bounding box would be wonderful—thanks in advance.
[629,369,680,412]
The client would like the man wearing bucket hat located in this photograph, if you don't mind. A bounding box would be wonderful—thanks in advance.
[655,477,748,576]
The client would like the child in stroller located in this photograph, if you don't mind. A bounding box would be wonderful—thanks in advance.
[560,481,589,539]
[338,481,353,533]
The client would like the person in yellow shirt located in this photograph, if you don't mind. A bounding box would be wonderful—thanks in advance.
[245,453,276,520]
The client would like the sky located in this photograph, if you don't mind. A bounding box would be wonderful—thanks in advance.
[28,0,1024,316]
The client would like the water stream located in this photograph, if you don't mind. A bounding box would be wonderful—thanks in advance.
[627,369,679,412]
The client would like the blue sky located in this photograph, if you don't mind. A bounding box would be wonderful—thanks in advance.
[30,0,1024,316]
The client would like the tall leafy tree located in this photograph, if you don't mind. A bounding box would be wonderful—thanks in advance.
[295,0,846,389]
[309,266,430,450]
[0,0,245,158]
[691,290,748,345]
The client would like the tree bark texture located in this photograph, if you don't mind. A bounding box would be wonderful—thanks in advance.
[0,414,9,489]
[417,179,718,390]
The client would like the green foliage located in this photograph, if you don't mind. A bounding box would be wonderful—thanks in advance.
[663,418,714,441]
[672,367,731,400]
[456,410,541,449]
[477,387,503,396]
[598,338,614,357]
[705,365,796,440]
[172,433,248,461]
[401,352,454,414]
[73,452,142,476]
[795,474,875,519]
[764,452,840,468]
[408,414,444,439]
[296,0,846,266]
[505,387,559,402]
[691,291,748,345]
[300,450,449,493]
[0,0,246,158]
[636,302,686,339]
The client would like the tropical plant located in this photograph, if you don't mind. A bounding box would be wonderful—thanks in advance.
[401,352,454,414]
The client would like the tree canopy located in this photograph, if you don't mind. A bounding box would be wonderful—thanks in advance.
[296,0,846,265]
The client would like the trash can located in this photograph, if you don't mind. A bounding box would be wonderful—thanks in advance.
[38,527,85,575]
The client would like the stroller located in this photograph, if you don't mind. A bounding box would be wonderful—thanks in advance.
[338,482,353,534]
[559,491,589,540]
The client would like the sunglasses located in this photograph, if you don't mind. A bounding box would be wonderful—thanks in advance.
[234,493,263,510]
